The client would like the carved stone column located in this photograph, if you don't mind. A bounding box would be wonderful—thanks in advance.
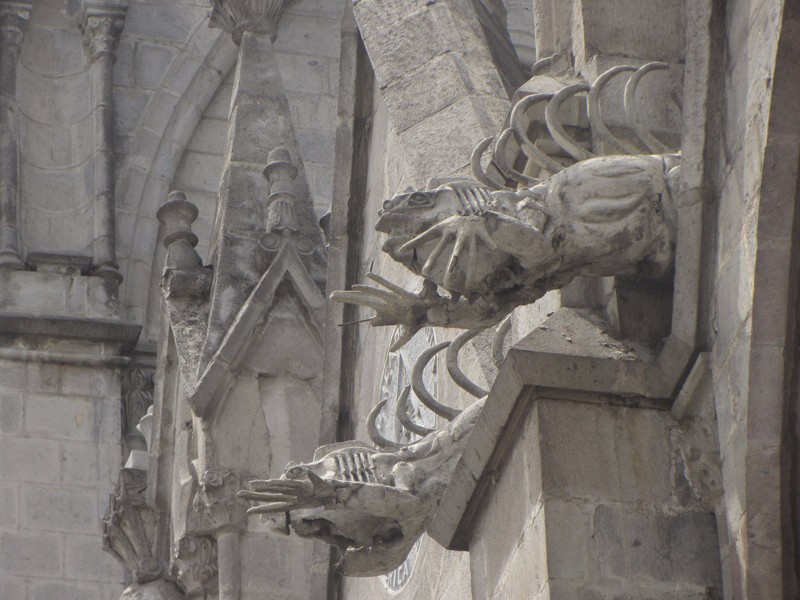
[0,1,31,269]
[80,1,127,282]
[193,470,250,600]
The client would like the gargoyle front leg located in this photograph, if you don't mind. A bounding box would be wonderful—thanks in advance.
[331,274,438,350]
[399,215,499,292]
[332,273,515,346]
[238,471,337,514]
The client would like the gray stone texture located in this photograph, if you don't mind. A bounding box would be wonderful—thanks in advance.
[0,358,123,595]
[1,0,797,598]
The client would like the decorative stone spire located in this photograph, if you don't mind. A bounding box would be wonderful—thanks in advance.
[157,191,211,299]
[208,0,291,44]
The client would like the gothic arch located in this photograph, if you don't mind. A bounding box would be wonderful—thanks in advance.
[118,21,238,332]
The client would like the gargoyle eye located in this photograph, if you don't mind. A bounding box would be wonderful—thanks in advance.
[407,193,431,206]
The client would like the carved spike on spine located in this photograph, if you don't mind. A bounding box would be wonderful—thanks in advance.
[208,0,290,44]
[412,341,461,421]
[396,385,435,437]
[367,400,404,451]
[447,329,488,398]
[491,315,513,368]
[624,62,676,154]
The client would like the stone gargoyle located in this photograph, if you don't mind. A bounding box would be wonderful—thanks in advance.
[332,62,681,349]
[239,395,483,576]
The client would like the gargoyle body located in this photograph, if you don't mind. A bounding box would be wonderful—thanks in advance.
[333,153,680,341]
[239,399,483,576]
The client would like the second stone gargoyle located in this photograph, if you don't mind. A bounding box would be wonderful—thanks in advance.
[238,397,483,576]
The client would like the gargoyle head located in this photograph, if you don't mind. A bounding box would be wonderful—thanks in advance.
[376,187,462,237]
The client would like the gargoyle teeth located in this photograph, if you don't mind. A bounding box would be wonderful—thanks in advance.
[396,385,435,437]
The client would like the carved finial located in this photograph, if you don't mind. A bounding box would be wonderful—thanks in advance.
[157,191,212,299]
[208,0,292,44]
[258,147,314,257]
[158,192,200,249]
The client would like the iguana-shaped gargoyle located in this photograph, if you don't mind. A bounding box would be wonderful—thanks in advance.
[238,397,483,576]
[332,63,681,349]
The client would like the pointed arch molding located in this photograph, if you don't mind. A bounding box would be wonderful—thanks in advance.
[118,22,239,328]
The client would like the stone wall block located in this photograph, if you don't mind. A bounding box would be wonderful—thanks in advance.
[295,128,335,166]
[593,505,722,586]
[0,360,27,391]
[64,533,125,583]
[123,3,201,42]
[135,42,174,90]
[285,92,338,133]
[29,580,103,600]
[274,53,333,95]
[24,395,95,441]
[185,117,230,153]
[543,500,596,581]
[274,13,341,58]
[0,576,26,598]
[358,3,465,87]
[21,484,100,534]
[0,438,60,483]
[496,507,549,599]
[0,392,23,434]
[399,96,507,182]
[0,531,63,578]
[0,483,19,529]
[381,53,469,134]
[227,102,295,164]
[573,0,685,66]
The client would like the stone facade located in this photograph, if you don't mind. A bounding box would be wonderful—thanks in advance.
[1,0,798,599]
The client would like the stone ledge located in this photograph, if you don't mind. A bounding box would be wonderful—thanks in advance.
[428,306,683,550]
[0,313,141,353]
